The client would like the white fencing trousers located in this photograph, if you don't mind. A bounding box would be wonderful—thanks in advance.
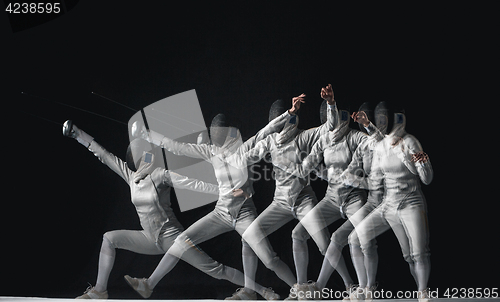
[167,202,257,263]
[104,218,227,280]
[297,189,366,251]
[351,189,430,263]
[241,192,330,268]
[104,218,184,255]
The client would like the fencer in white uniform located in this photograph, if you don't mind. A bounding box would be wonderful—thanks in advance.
[349,104,433,302]
[123,98,304,301]
[325,102,388,301]
[62,121,251,299]
[231,86,340,299]
[273,101,375,299]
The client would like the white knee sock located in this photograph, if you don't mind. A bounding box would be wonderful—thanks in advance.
[94,237,116,293]
[292,239,309,284]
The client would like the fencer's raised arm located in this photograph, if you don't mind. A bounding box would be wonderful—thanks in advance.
[321,84,338,131]
[228,92,338,170]
[63,120,94,148]
[89,141,220,193]
[63,120,134,183]
[166,171,219,195]
[62,120,220,194]
[149,131,213,161]
[143,100,297,160]
[234,94,306,156]
[251,110,295,143]
[88,140,134,183]
[251,93,305,141]
[352,110,385,143]
[273,137,325,179]
[337,112,385,188]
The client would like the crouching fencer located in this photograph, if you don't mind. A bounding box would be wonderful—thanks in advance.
[349,103,433,302]
[63,121,253,299]
[123,97,305,301]
[274,97,380,299]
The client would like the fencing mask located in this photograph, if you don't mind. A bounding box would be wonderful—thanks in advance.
[210,113,230,147]
[389,111,407,139]
[210,113,242,152]
[329,109,351,143]
[374,101,393,135]
[269,99,287,122]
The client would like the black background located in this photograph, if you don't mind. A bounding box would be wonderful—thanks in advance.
[1,1,497,299]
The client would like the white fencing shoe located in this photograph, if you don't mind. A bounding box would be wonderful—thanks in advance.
[75,285,108,299]
[225,288,258,300]
[124,275,153,299]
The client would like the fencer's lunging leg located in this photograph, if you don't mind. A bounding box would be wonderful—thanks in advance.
[94,236,116,293]
[241,207,297,287]
[148,242,246,289]
[242,231,297,287]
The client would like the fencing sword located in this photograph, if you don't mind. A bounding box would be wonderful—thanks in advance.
[91,91,173,170]
[21,91,128,125]
[91,91,197,136]
[91,91,137,112]
[19,109,62,126]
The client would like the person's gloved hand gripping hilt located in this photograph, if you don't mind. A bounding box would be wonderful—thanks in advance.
[63,120,94,148]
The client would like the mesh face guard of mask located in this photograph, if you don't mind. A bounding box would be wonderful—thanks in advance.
[210,113,230,147]
[269,99,287,122]
[374,101,393,135]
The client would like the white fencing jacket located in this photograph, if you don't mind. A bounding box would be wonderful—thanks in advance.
[151,111,292,219]
[369,132,433,204]
[231,104,338,208]
[88,141,219,244]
